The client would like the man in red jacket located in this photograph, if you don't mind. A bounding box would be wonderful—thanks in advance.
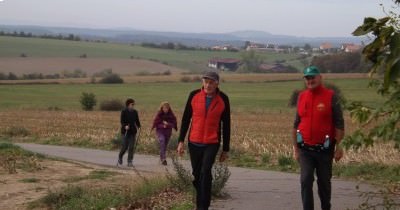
[293,66,344,210]
[177,71,230,210]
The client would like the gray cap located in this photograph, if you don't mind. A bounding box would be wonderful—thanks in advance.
[202,71,219,82]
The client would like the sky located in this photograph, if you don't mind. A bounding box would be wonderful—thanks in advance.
[0,0,397,37]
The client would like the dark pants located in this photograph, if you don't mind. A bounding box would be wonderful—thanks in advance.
[119,133,136,163]
[156,131,171,161]
[299,148,334,210]
[188,143,220,210]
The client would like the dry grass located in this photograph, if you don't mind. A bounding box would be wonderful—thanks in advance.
[0,109,398,165]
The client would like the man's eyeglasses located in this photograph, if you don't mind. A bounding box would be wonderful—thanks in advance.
[304,76,316,80]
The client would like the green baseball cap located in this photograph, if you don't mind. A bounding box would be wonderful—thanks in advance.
[303,66,320,76]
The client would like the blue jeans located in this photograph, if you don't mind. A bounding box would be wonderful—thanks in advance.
[188,143,220,210]
[119,133,136,163]
[299,148,334,210]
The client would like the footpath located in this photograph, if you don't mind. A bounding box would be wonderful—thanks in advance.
[16,143,375,210]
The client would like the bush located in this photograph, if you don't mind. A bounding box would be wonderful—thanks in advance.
[180,76,191,83]
[80,92,97,111]
[167,155,230,196]
[4,126,30,137]
[100,99,124,111]
[99,73,124,84]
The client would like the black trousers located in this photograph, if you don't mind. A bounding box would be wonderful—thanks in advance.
[119,133,136,163]
[188,143,220,210]
[299,148,334,210]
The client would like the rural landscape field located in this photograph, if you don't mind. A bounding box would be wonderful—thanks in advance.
[1,35,399,209]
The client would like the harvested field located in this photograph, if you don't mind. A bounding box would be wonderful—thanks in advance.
[0,57,186,76]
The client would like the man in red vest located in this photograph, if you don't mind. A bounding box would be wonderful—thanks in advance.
[177,71,230,210]
[293,66,344,210]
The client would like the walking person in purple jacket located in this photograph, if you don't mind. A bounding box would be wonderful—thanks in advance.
[151,101,178,165]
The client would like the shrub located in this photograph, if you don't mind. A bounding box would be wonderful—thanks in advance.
[80,92,97,111]
[180,76,191,83]
[99,73,124,84]
[167,155,230,196]
[100,99,124,111]
[4,126,30,137]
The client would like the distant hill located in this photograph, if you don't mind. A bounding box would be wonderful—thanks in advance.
[0,25,365,47]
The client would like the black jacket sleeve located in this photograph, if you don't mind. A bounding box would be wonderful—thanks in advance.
[332,94,344,130]
[134,110,141,129]
[220,92,231,152]
[178,90,197,142]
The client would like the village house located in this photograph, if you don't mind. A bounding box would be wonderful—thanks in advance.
[319,42,334,53]
[341,43,362,53]
[208,58,241,71]
[211,45,238,51]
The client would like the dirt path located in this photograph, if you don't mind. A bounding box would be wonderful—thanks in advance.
[16,143,376,210]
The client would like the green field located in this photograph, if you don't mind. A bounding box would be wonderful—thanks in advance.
[0,36,305,72]
[0,78,381,111]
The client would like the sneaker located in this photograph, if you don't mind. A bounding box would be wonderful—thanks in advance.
[117,159,122,166]
[162,160,167,166]
[127,162,133,167]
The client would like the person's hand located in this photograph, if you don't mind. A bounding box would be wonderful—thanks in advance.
[177,142,184,156]
[219,151,228,162]
[334,145,344,162]
[124,125,129,130]
[293,147,300,162]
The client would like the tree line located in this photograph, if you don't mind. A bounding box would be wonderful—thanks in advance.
[0,30,81,41]
[311,52,371,73]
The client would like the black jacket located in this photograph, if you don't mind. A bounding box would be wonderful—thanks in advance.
[120,108,141,135]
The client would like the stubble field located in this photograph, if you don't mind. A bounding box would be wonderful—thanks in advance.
[1,78,398,167]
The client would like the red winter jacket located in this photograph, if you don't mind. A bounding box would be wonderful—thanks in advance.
[296,85,335,145]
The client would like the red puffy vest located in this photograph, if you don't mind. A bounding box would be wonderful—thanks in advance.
[297,85,335,145]
[189,89,226,144]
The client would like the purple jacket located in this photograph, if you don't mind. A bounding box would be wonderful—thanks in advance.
[152,111,178,137]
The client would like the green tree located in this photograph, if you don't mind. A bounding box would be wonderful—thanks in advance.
[80,92,97,111]
[344,0,400,149]
[238,50,264,72]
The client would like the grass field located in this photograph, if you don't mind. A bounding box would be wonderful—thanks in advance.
[0,78,380,111]
[0,36,304,73]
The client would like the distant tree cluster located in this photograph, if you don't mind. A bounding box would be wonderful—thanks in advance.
[141,42,195,50]
[0,30,81,41]
[141,42,213,51]
[92,69,124,84]
[0,69,87,80]
[311,52,371,73]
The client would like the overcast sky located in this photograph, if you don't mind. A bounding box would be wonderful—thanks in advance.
[0,0,396,37]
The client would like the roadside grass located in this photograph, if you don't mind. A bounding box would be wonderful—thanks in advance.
[29,177,193,210]
[0,141,44,174]
[62,169,120,183]
[333,163,400,185]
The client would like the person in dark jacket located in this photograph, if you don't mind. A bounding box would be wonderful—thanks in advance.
[177,71,230,210]
[118,98,141,167]
[151,101,178,165]
[293,66,344,210]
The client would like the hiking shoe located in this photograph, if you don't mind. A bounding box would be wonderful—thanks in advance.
[117,159,123,166]
[162,160,167,166]
[127,162,133,167]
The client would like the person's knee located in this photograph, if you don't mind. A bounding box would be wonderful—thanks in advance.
[301,173,314,186]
